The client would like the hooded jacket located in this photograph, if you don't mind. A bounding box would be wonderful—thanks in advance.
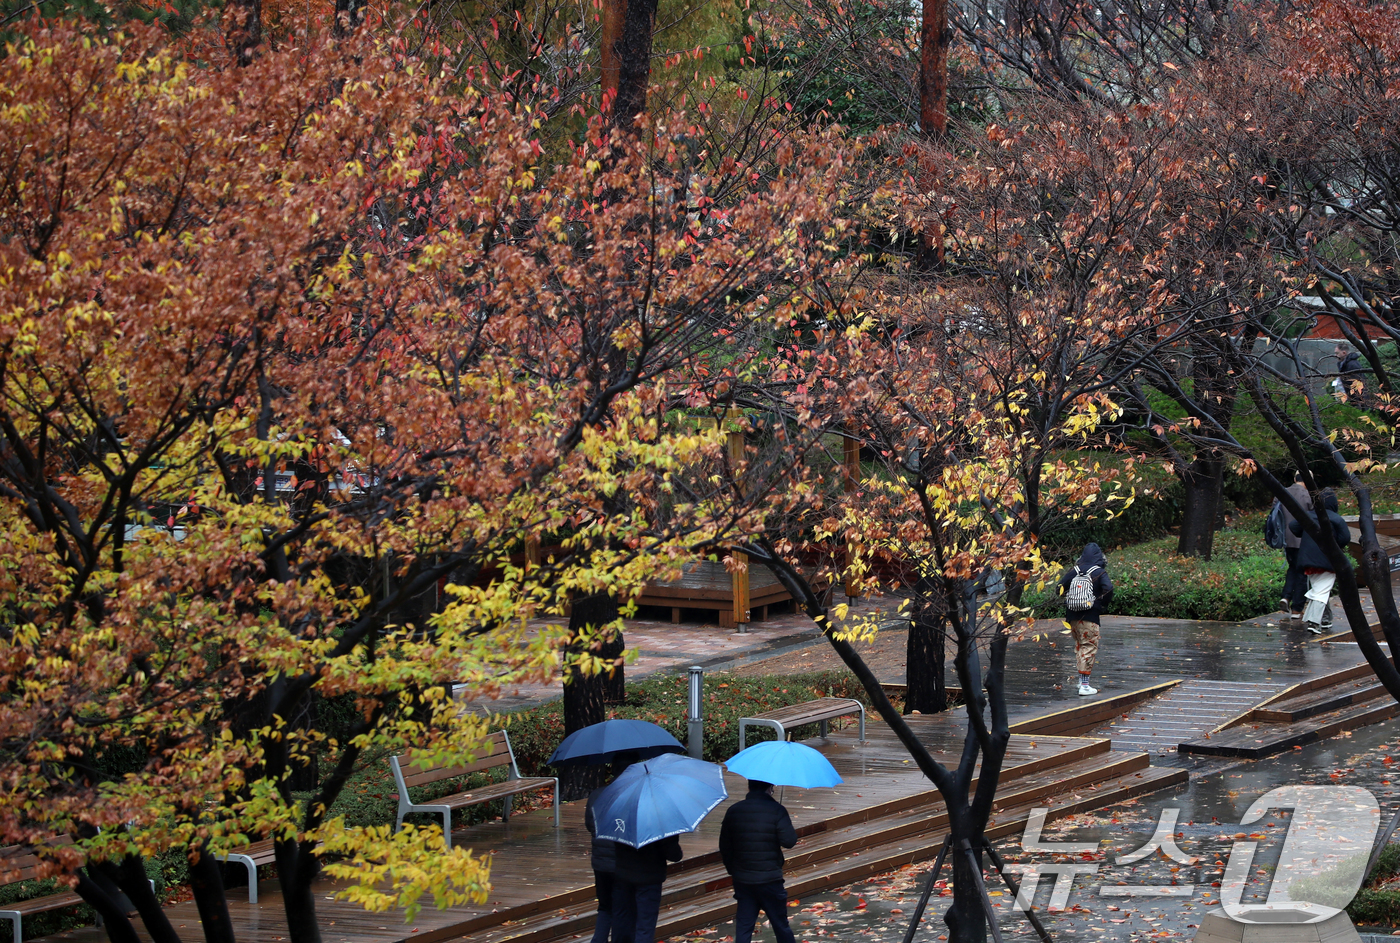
[1289,491,1352,572]
[1339,350,1367,378]
[1282,481,1313,551]
[719,788,798,885]
[1057,543,1114,625]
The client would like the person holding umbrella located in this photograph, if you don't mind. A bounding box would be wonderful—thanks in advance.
[550,721,688,943]
[611,828,683,943]
[719,779,798,943]
[720,740,841,943]
[588,752,728,943]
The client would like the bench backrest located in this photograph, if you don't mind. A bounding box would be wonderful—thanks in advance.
[0,837,75,884]
[391,730,517,791]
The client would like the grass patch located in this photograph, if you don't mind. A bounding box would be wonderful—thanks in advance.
[1027,529,1286,622]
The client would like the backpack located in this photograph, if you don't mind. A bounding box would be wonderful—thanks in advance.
[1066,565,1099,612]
[1264,499,1287,550]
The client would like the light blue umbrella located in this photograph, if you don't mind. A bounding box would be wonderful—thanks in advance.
[725,740,843,789]
[592,753,727,848]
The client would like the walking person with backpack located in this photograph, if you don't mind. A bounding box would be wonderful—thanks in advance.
[1058,543,1114,696]
[1289,488,1351,634]
[1268,470,1313,620]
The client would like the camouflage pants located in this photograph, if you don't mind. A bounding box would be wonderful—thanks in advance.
[1069,620,1100,675]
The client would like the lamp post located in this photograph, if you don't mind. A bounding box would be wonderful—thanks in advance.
[688,666,704,759]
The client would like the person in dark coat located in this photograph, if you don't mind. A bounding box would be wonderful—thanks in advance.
[1057,543,1115,697]
[719,780,798,943]
[585,756,638,943]
[1289,488,1351,634]
[1280,471,1314,619]
[610,831,683,943]
[1336,344,1370,405]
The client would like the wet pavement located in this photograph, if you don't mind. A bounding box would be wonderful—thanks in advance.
[668,716,1400,942]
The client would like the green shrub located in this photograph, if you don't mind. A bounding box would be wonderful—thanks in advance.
[323,669,874,832]
[1026,530,1286,622]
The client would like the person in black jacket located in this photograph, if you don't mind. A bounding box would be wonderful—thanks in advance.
[585,754,639,943]
[719,780,799,943]
[1057,543,1115,697]
[1289,488,1351,634]
[610,830,683,943]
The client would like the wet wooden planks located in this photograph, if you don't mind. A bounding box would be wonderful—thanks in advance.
[40,716,1171,943]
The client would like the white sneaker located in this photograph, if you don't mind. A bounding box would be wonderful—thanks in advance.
[1078,683,1098,696]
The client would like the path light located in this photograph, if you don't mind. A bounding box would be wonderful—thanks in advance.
[688,666,704,759]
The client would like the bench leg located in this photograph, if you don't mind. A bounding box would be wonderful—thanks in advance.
[671,607,681,624]
[720,609,734,629]
[553,786,561,828]
[2,913,19,943]
[819,719,829,739]
[503,795,513,820]
[441,810,453,851]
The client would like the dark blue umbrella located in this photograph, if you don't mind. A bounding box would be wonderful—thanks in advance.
[591,753,728,847]
[547,719,685,767]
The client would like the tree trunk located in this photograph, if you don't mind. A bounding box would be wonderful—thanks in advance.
[75,872,142,943]
[943,831,989,943]
[277,840,322,943]
[561,591,616,799]
[189,841,236,943]
[225,0,261,67]
[600,0,627,101]
[1177,452,1225,559]
[600,626,626,704]
[915,0,948,269]
[610,0,657,131]
[904,576,947,714]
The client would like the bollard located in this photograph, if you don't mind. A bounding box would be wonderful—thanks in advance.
[688,666,704,759]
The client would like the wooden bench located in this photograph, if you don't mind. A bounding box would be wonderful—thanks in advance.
[738,698,866,751]
[216,838,325,904]
[0,841,84,943]
[389,730,558,850]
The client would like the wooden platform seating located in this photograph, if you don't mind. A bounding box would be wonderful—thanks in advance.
[389,730,558,850]
[0,842,83,943]
[738,698,866,751]
[638,560,795,627]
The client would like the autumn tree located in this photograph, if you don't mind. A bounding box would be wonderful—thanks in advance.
[0,16,855,941]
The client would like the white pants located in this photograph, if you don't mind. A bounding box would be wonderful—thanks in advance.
[1304,571,1337,624]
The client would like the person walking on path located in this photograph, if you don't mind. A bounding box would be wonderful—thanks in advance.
[719,779,799,943]
[611,830,683,943]
[585,754,640,943]
[1289,488,1351,634]
[1280,470,1314,619]
[1058,543,1115,697]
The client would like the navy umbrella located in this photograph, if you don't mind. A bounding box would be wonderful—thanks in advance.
[547,719,685,767]
[591,753,728,847]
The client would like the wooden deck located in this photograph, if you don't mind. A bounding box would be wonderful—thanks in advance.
[37,712,1186,943]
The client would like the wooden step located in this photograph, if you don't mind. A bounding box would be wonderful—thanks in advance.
[461,765,1187,943]
[1251,681,1388,723]
[1180,692,1400,758]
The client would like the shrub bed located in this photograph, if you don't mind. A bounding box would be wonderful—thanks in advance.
[1027,529,1285,622]
[325,668,873,831]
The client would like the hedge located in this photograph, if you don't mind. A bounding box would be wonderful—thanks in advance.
[1027,529,1285,622]
[324,669,874,832]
